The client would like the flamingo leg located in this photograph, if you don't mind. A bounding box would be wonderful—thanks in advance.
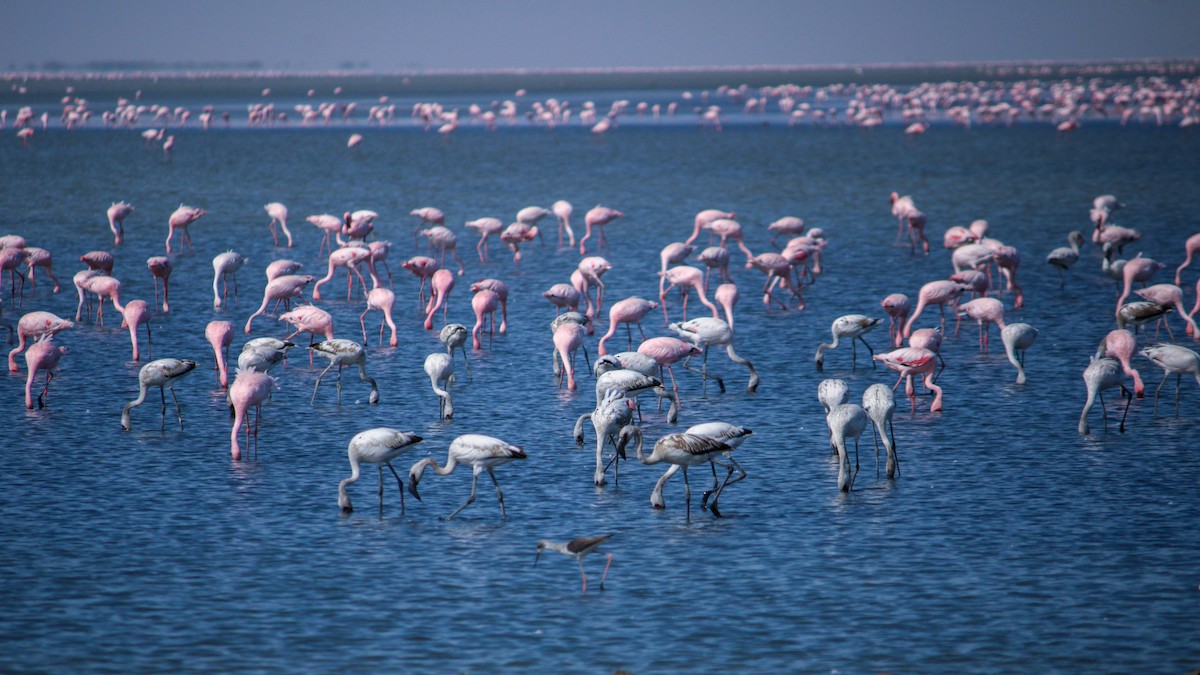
[599,553,613,590]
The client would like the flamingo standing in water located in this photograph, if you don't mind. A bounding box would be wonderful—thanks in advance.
[704,218,755,266]
[1139,343,1200,416]
[553,320,587,390]
[23,337,67,409]
[471,288,501,350]
[956,297,1006,350]
[244,274,314,333]
[119,299,153,361]
[107,201,134,245]
[1001,323,1039,384]
[552,200,574,248]
[1046,231,1085,287]
[165,204,206,254]
[659,243,695,295]
[0,248,27,304]
[579,205,623,255]
[212,251,245,308]
[23,247,60,294]
[873,347,944,412]
[81,275,123,326]
[535,534,614,594]
[881,294,911,347]
[360,287,398,347]
[815,314,882,371]
[410,207,445,246]
[598,297,658,355]
[632,431,734,520]
[9,311,72,372]
[1133,284,1198,338]
[423,269,455,331]
[903,280,967,337]
[206,320,234,387]
[421,226,466,276]
[309,339,379,405]
[465,217,503,262]
[669,317,759,392]
[747,252,803,310]
[424,352,455,419]
[638,336,702,407]
[1175,232,1200,285]
[280,305,334,352]
[229,368,275,460]
[338,428,425,513]
[714,283,739,330]
[862,384,898,480]
[659,265,720,324]
[573,389,638,486]
[145,256,171,312]
[263,202,292,248]
[470,279,508,333]
[1115,256,1164,316]
[696,246,732,291]
[827,403,869,491]
[120,358,197,430]
[313,246,371,301]
[500,222,537,265]
[1095,329,1145,396]
[307,214,343,258]
[407,434,528,520]
[684,209,735,246]
[767,216,805,247]
[577,257,612,320]
[1078,357,1133,435]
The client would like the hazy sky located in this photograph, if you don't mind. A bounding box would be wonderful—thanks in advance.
[2,0,1197,72]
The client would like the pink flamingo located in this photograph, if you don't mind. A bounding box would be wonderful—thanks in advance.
[703,218,754,266]
[265,259,303,282]
[401,256,440,307]
[368,241,392,285]
[1095,329,1145,396]
[881,293,911,347]
[465,217,503,262]
[993,245,1023,309]
[578,257,612,319]
[72,270,99,322]
[553,321,587,390]
[715,283,739,330]
[340,211,375,243]
[229,369,274,460]
[957,297,1006,350]
[162,135,174,160]
[903,280,967,338]
[906,211,930,255]
[23,336,66,409]
[313,246,370,301]
[80,251,114,275]
[360,287,398,347]
[660,242,695,295]
[281,305,334,346]
[165,204,206,254]
[637,336,702,407]
[517,205,552,229]
[0,248,26,304]
[544,282,582,315]
[263,202,292,247]
[107,201,134,245]
[889,192,917,244]
[307,214,343,258]
[746,253,802,310]
[211,251,246,308]
[684,209,735,246]
[471,288,500,350]
[23,247,60,293]
[1115,256,1164,316]
[943,226,976,249]
[470,279,508,332]
[659,265,720,324]
[580,205,623,254]
[120,299,152,361]
[146,256,172,312]
[9,311,73,372]
[1175,232,1200,285]
[873,347,943,412]
[908,328,946,375]
[206,320,234,387]
[423,269,456,330]
[421,226,466,276]
[767,216,804,247]
[244,274,315,333]
[82,275,123,326]
[598,296,658,355]
[1134,283,1198,338]
[500,222,538,265]
[411,206,446,246]
[696,246,732,291]
[552,200,574,248]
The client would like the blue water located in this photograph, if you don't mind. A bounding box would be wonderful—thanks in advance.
[1,82,1199,673]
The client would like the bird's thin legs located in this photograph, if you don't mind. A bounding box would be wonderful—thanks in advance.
[170,386,183,429]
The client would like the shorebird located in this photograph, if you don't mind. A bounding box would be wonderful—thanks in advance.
[407,434,527,520]
[337,428,424,513]
[815,314,881,371]
[535,534,614,593]
[309,339,379,405]
[120,358,197,431]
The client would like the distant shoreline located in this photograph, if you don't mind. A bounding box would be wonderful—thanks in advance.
[3,59,1197,102]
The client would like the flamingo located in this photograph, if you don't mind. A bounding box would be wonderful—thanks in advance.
[368,241,392,285]
[903,280,968,337]
[206,320,234,387]
[703,218,755,266]
[889,192,917,245]
[747,253,802,310]
[119,358,197,430]
[22,247,60,294]
[873,347,944,412]
[107,201,134,245]
[421,226,466,276]
[1115,257,1165,316]
[82,275,123,326]
[469,279,508,333]
[956,297,1006,350]
[72,270,99,322]
[1174,232,1200,285]
[309,339,379,405]
[280,305,335,350]
[684,209,735,246]
[244,275,315,333]
[229,368,275,460]
[553,320,587,390]
[424,352,455,419]
[119,299,152,361]
[341,210,376,243]
[573,389,638,486]
[165,204,206,254]
[552,200,574,248]
[1133,284,1198,338]
[338,428,424,513]
[544,282,582,316]
[579,205,623,254]
[263,202,292,247]
[1078,357,1133,435]
[146,256,171,312]
[307,214,343,258]
[237,340,295,374]
[500,222,538,265]
[1095,329,1145,396]
[659,265,720,324]
[9,311,72,372]
[464,217,503,262]
[1139,343,1200,416]
[440,323,472,381]
[632,431,734,520]
[1001,323,1039,384]
[423,269,456,331]
[80,250,114,274]
[659,243,695,294]
[401,256,440,307]
[313,246,371,301]
[669,317,759,392]
[862,384,899,480]
[827,403,869,491]
[360,287,398,347]
[683,421,752,516]
[598,297,657,355]
[767,216,805,247]
[577,257,612,320]
[1046,231,1085,287]
[212,251,245,308]
[407,434,528,520]
[265,259,303,282]
[22,337,66,409]
[471,288,500,350]
[535,535,614,593]
[1117,301,1172,333]
[638,336,702,406]
[881,294,911,347]
[714,283,739,331]
[814,315,882,371]
[0,248,27,304]
[696,246,732,291]
[906,209,929,254]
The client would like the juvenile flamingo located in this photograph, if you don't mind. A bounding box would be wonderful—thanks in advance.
[573,389,638,486]
[683,422,752,516]
[423,352,455,419]
[1078,357,1132,435]
[669,317,759,392]
[814,314,882,371]
[309,339,379,405]
[633,431,734,519]
[120,358,196,430]
[206,320,234,387]
[146,256,172,312]
[1001,323,1039,384]
[862,384,899,480]
[229,368,275,460]
[23,337,67,409]
[1046,231,1085,287]
[212,251,245,308]
[263,202,293,247]
[535,535,614,593]
[407,434,528,520]
[165,204,206,254]
[1139,343,1200,416]
[440,323,472,381]
[338,428,424,513]
[827,403,869,491]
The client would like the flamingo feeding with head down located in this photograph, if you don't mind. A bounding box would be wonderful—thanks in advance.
[165,204,206,254]
[338,428,425,513]
[309,339,379,405]
[1078,357,1132,435]
[815,314,882,371]
[120,358,197,430]
[212,251,245,308]
[407,434,528,520]
[228,368,275,460]
[669,317,759,393]
[107,201,134,245]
